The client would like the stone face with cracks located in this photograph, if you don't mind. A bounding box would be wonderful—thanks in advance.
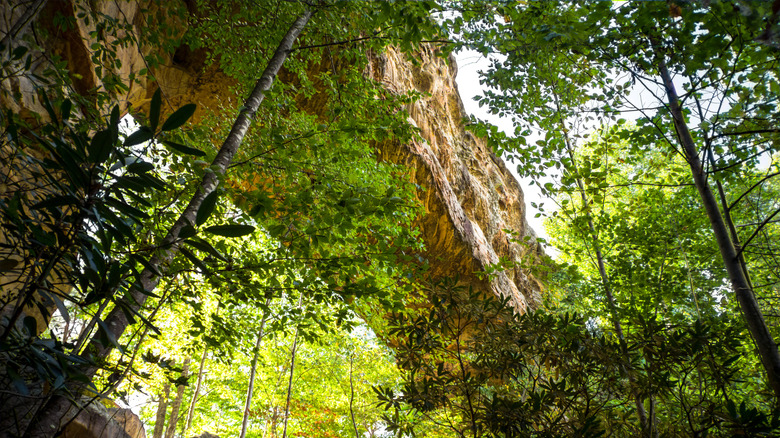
[1,1,543,313]
[370,45,543,311]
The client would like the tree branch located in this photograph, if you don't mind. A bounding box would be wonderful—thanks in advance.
[736,206,780,259]
[729,171,780,211]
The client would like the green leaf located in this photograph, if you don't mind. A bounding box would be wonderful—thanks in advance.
[0,259,19,271]
[96,318,123,353]
[40,92,57,124]
[179,224,198,239]
[136,173,167,191]
[110,105,120,130]
[204,224,255,237]
[89,129,114,163]
[162,140,206,157]
[127,160,154,174]
[196,190,219,226]
[41,290,69,325]
[31,195,80,211]
[180,247,210,274]
[11,45,28,61]
[130,254,161,277]
[23,316,37,335]
[149,89,162,132]
[6,109,19,145]
[97,205,135,239]
[114,175,147,192]
[106,197,149,220]
[31,226,56,246]
[185,238,228,261]
[61,99,72,123]
[124,126,153,147]
[160,103,196,132]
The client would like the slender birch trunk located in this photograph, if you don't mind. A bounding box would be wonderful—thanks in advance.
[653,39,780,400]
[183,347,209,436]
[281,295,303,438]
[164,358,190,438]
[280,330,300,438]
[349,353,360,438]
[240,305,271,438]
[152,382,171,438]
[23,10,313,437]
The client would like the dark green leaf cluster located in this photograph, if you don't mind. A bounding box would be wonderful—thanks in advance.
[378,275,778,437]
[0,92,199,404]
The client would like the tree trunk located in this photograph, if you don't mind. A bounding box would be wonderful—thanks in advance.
[164,358,190,438]
[551,89,651,437]
[280,330,299,438]
[183,347,208,436]
[240,307,271,438]
[281,296,303,438]
[152,382,171,438]
[22,9,313,437]
[653,40,780,400]
[349,353,360,438]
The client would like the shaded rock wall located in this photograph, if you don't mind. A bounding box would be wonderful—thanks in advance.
[1,1,542,311]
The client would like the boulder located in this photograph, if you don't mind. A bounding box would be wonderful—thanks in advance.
[61,402,145,438]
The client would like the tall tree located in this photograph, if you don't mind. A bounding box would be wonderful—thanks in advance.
[183,347,208,436]
[152,382,171,438]
[448,0,780,402]
[239,305,269,438]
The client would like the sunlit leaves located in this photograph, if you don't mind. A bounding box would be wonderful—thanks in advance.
[440,0,780,434]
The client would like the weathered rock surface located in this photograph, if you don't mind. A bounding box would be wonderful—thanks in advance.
[1,1,542,312]
[370,45,543,310]
[61,402,146,438]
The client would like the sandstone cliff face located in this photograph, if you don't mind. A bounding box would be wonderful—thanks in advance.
[370,46,543,310]
[1,1,542,311]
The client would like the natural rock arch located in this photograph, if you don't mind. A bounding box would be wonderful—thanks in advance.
[1,0,543,314]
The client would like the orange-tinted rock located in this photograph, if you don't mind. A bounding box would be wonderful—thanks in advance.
[369,46,543,310]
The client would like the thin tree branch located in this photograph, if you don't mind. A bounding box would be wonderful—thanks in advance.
[736,206,780,259]
[729,172,780,211]
[1,0,48,54]
[712,128,780,140]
